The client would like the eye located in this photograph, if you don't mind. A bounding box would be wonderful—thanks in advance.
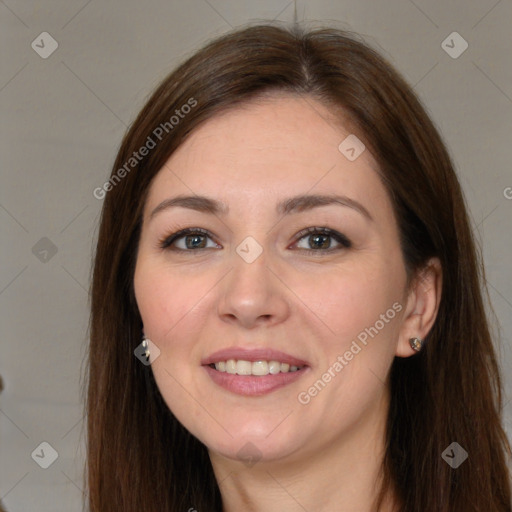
[158,228,220,251]
[292,227,351,252]
[158,226,351,253]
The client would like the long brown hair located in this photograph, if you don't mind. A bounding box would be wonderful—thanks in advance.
[84,23,512,511]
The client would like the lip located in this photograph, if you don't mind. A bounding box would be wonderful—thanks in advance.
[201,347,310,397]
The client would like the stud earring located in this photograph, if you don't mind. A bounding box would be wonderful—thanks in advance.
[409,337,423,352]
[142,331,150,362]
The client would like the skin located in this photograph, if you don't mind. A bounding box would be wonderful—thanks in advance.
[134,93,442,512]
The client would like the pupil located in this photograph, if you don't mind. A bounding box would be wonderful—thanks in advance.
[186,235,206,249]
[311,234,329,249]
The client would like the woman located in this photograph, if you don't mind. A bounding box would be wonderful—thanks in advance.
[85,24,512,511]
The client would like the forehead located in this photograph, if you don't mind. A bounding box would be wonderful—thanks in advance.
[145,94,386,215]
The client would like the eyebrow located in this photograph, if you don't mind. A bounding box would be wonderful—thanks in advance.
[149,193,373,221]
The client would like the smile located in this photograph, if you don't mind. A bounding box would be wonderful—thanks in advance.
[210,359,305,376]
[202,348,310,396]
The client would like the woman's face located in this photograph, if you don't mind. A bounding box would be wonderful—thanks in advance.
[134,94,412,465]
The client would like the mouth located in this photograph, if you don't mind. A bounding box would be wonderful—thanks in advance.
[202,348,310,396]
[209,359,305,375]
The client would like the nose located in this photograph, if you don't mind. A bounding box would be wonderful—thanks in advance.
[217,247,291,329]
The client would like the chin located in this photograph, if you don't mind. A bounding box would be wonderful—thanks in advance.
[199,422,306,465]
[208,437,299,466]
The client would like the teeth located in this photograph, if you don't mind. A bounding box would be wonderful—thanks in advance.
[236,360,252,375]
[225,359,237,374]
[252,361,269,376]
[212,359,304,376]
[268,361,280,375]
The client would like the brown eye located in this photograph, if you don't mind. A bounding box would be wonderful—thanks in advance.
[307,233,331,249]
[159,228,220,251]
[182,233,208,249]
[294,227,351,252]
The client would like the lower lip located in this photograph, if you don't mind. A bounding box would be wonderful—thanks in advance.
[203,365,309,396]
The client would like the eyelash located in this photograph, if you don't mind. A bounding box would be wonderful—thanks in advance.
[157,226,352,254]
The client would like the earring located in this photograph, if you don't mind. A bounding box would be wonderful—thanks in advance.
[142,332,150,362]
[409,337,423,352]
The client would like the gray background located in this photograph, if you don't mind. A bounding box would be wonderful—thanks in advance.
[1,0,511,510]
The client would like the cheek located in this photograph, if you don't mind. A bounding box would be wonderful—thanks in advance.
[293,262,403,347]
[293,265,404,422]
[134,260,200,341]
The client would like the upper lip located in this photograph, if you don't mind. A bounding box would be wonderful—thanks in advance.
[202,347,309,367]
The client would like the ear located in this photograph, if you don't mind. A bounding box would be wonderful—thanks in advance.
[395,258,442,357]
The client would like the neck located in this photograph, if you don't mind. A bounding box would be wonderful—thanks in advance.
[210,386,398,512]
